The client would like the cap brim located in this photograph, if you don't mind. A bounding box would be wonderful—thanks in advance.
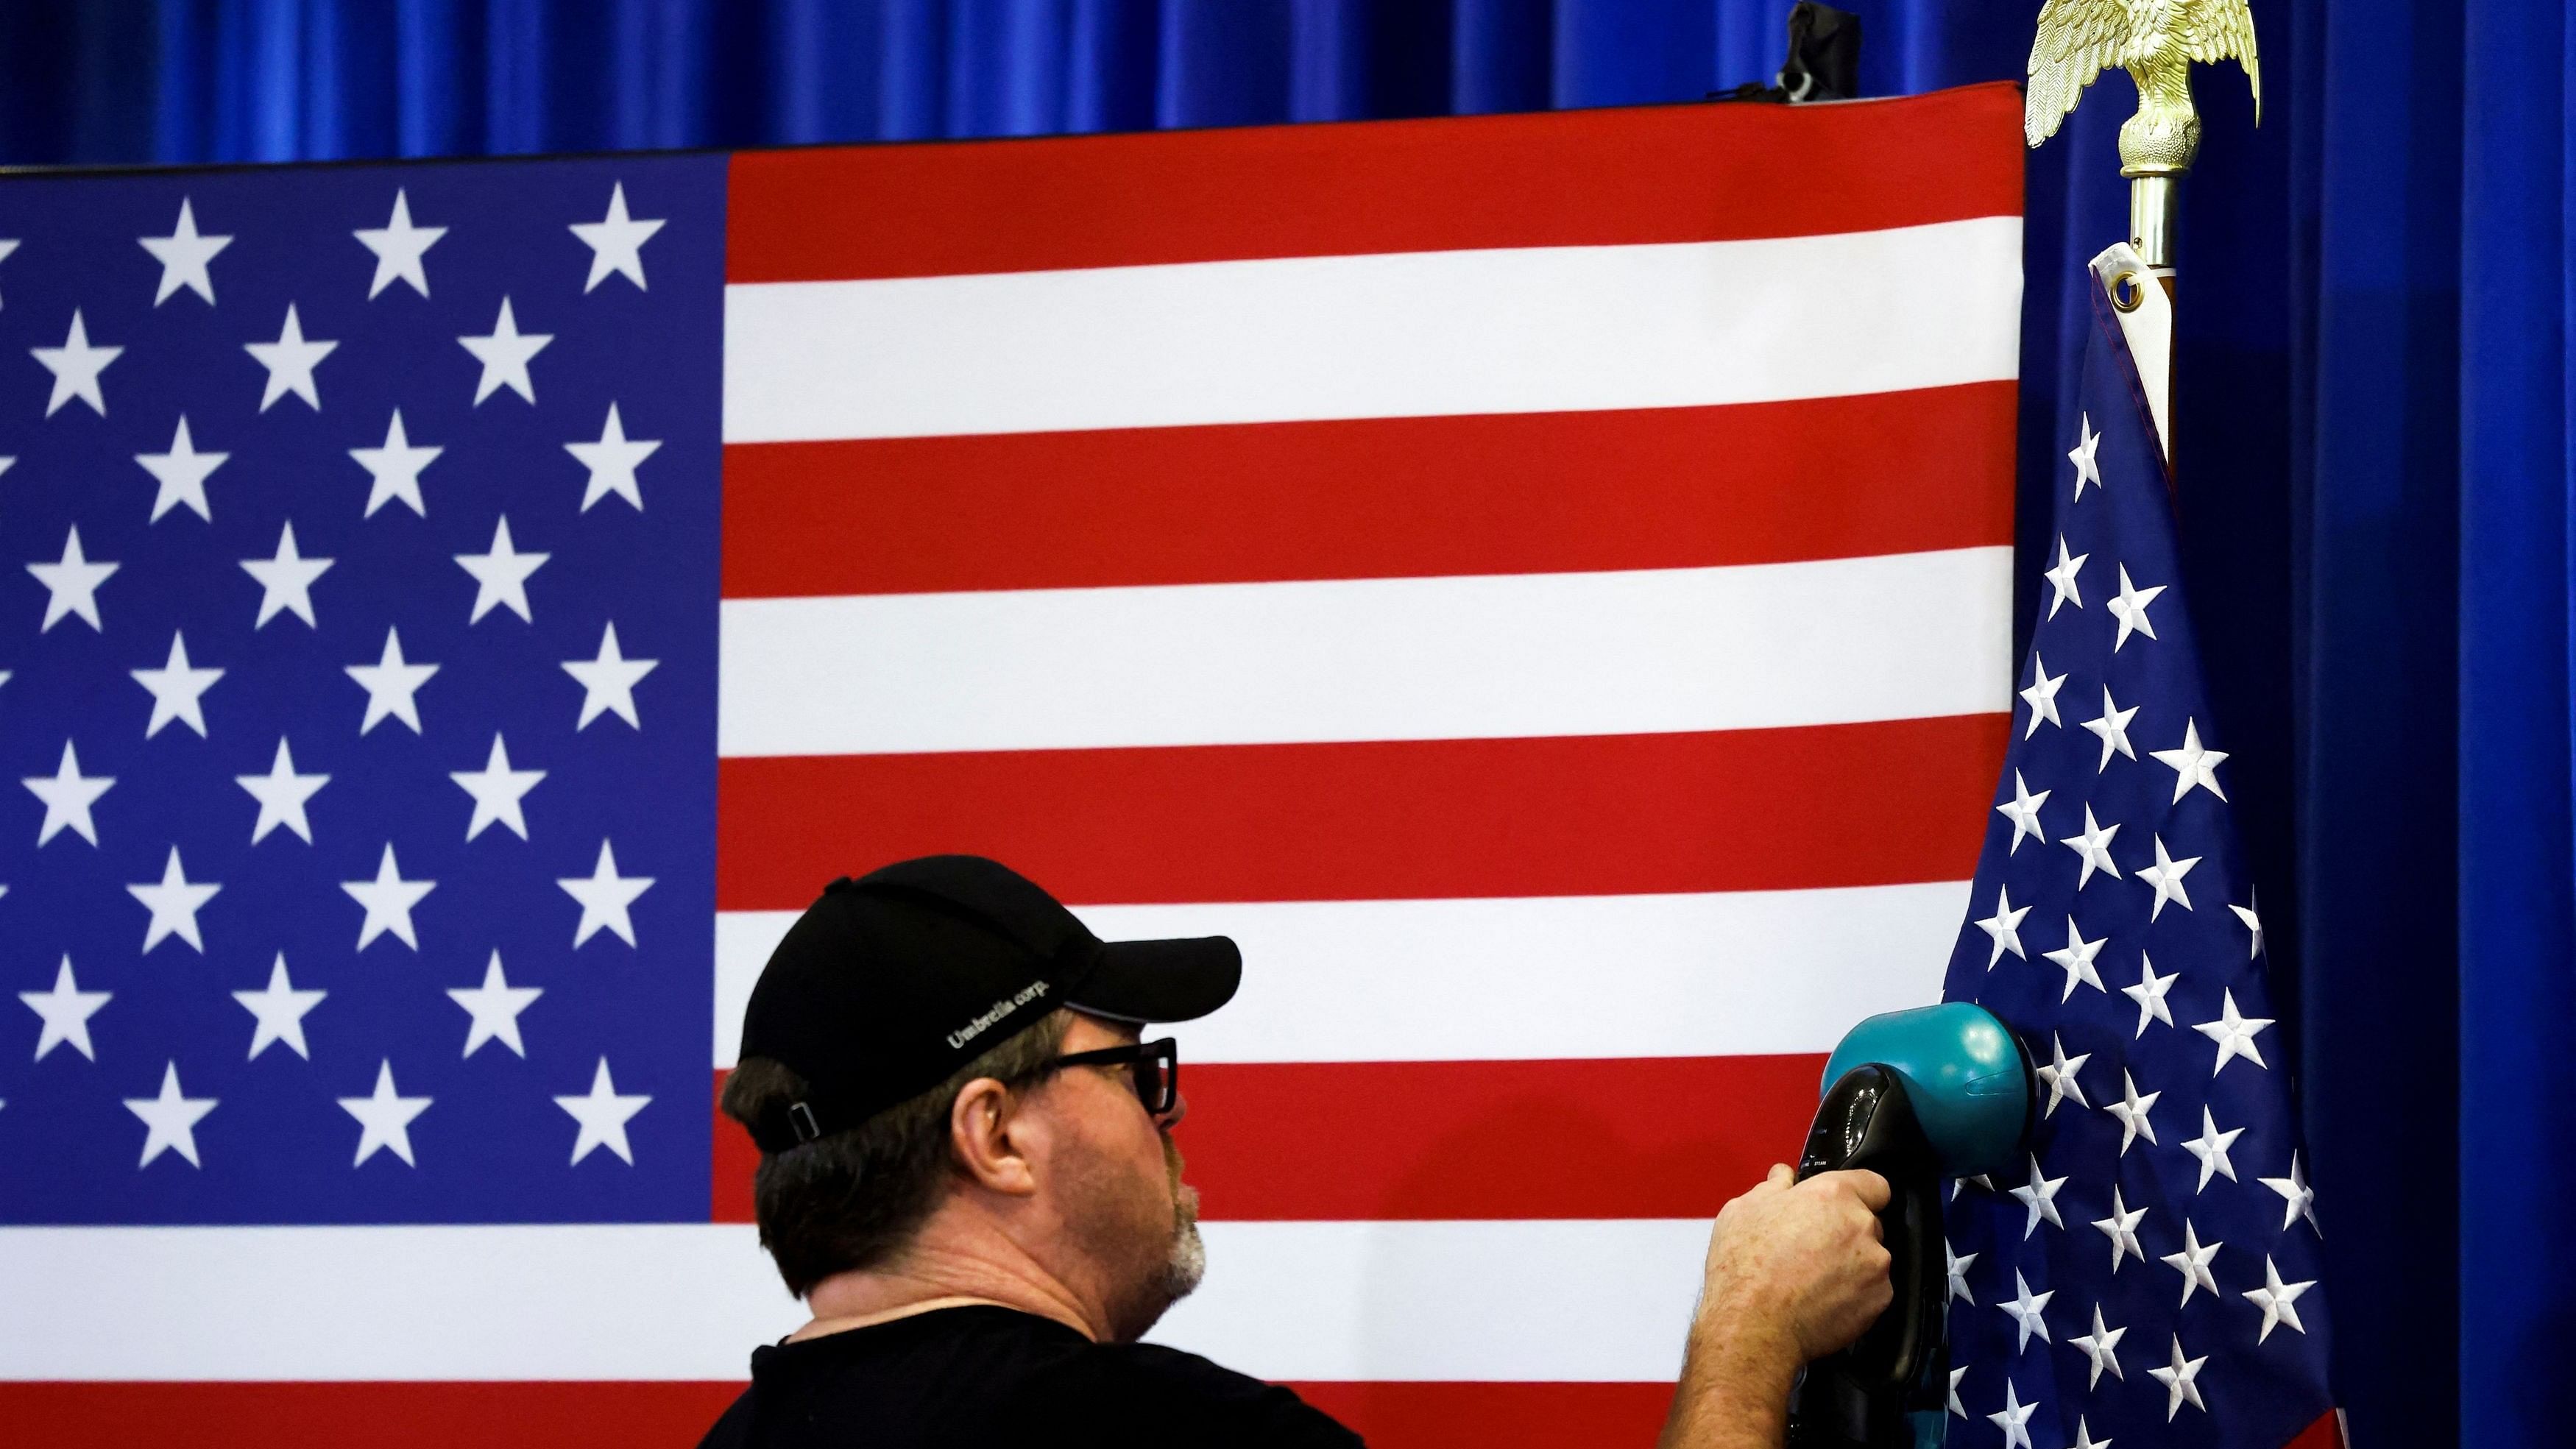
[1066,935,1242,1023]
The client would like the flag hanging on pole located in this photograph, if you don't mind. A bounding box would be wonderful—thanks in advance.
[1939,273,2338,1449]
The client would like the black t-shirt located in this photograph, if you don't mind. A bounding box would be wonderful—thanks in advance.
[697,1304,1364,1449]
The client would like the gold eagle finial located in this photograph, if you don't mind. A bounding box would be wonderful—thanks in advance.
[2025,0,2260,175]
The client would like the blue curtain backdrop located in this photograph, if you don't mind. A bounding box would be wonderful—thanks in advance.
[0,1,2551,1444]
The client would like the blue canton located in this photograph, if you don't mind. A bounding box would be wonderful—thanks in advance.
[0,155,724,1224]
[1940,291,2335,1448]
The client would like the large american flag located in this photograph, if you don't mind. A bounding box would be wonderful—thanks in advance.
[1939,285,2338,1449]
[4,87,2023,1447]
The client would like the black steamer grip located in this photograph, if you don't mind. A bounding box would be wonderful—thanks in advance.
[1784,1065,1942,1447]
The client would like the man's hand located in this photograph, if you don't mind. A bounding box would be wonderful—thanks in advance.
[1655,1165,1895,1449]
[1701,1163,1894,1361]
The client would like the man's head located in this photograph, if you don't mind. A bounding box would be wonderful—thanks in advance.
[720,857,1239,1340]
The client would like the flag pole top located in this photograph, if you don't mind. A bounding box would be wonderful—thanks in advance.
[2023,0,2260,270]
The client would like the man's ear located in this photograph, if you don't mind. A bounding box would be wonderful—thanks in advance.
[949,1077,1041,1197]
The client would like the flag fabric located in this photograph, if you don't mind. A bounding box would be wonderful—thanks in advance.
[2,86,2024,1448]
[1938,286,2337,1449]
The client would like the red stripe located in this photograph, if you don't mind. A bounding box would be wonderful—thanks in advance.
[715,715,2006,912]
[1,1380,1671,1449]
[1177,1055,1816,1219]
[716,1054,1823,1224]
[0,1382,744,1449]
[720,384,2015,599]
[2286,1411,2345,1449]
[726,85,2024,283]
[1290,1381,1673,1448]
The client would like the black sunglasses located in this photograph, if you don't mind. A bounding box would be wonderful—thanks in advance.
[1015,1037,1179,1118]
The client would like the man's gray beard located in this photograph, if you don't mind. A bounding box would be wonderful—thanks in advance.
[1155,1183,1207,1303]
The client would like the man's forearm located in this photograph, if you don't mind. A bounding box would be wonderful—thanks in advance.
[1655,1309,1801,1449]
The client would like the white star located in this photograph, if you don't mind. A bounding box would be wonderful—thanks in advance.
[32,309,122,416]
[239,520,333,628]
[2123,952,2178,1037]
[2080,686,2139,772]
[127,846,219,953]
[354,188,446,299]
[1996,1269,2053,1350]
[24,740,113,846]
[2006,1153,2067,1238]
[2035,1032,2090,1116]
[563,621,658,730]
[456,514,548,623]
[132,631,223,737]
[2071,1416,2112,1449]
[349,410,442,518]
[1946,1365,1969,1420]
[2067,1303,2127,1387]
[2042,533,2088,617]
[2151,718,2230,803]
[459,296,552,404]
[559,838,652,948]
[2262,1152,2321,1235]
[2067,414,2102,498]
[20,954,109,1060]
[29,525,117,631]
[138,198,232,305]
[2106,564,2166,651]
[570,182,665,292]
[339,1059,431,1167]
[135,415,227,522]
[565,403,660,511]
[342,843,434,952]
[2061,804,2122,888]
[2018,653,2067,737]
[244,303,337,411]
[2146,1335,2209,1420]
[556,1056,652,1164]
[2161,1219,2224,1306]
[1994,770,2049,854]
[126,1061,216,1168]
[2243,1254,2316,1342]
[2181,1106,2246,1191]
[2106,1069,2162,1156]
[237,737,328,844]
[2041,916,2108,1001]
[1974,884,2031,968]
[1986,1379,2039,1449]
[449,949,542,1058]
[0,238,17,305]
[2137,834,2201,920]
[1945,1241,1976,1305]
[2194,988,2276,1076]
[346,627,437,734]
[233,952,325,1060]
[2232,888,2266,958]
[2092,1183,2148,1271]
[451,732,545,841]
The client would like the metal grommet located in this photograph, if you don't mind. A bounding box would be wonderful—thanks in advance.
[2107,269,2146,313]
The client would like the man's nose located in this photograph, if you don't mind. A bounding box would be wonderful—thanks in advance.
[1160,1092,1188,1129]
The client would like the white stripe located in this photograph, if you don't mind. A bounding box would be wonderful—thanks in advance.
[713,882,1968,1069]
[721,219,2022,442]
[0,1220,1697,1383]
[718,548,2010,757]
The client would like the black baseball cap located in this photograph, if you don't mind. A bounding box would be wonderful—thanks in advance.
[735,855,1241,1152]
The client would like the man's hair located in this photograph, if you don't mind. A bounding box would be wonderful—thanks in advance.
[721,1008,1072,1297]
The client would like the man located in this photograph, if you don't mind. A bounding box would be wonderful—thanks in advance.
[703,855,1892,1448]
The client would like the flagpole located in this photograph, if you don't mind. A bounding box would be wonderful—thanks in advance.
[2024,0,2260,473]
